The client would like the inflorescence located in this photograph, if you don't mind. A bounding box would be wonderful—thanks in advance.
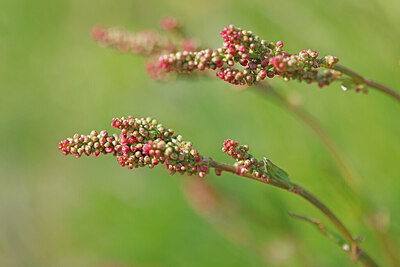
[58,117,276,180]
[92,27,174,56]
[222,138,269,182]
[58,116,210,177]
[158,24,341,87]
[91,17,198,80]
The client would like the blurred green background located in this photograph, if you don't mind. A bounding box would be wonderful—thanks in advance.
[1,0,400,266]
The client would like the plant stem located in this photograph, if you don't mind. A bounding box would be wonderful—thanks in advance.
[289,212,377,267]
[295,183,354,244]
[333,64,400,102]
[206,158,378,267]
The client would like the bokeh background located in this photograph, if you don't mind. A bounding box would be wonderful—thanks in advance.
[1,0,400,266]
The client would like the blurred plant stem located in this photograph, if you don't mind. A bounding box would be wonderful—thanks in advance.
[254,82,399,266]
[333,65,400,102]
[255,82,360,189]
[205,158,378,267]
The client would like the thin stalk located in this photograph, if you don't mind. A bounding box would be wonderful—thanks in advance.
[207,158,378,267]
[333,64,400,102]
[289,212,377,267]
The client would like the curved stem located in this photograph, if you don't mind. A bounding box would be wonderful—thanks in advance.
[207,158,378,267]
[295,183,354,244]
[333,64,400,102]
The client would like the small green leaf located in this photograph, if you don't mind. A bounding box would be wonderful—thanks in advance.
[263,157,291,182]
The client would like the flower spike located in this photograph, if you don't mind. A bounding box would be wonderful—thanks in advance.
[58,116,210,177]
[158,25,340,87]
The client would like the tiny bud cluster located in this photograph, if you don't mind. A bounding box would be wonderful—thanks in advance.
[222,139,268,181]
[158,25,340,87]
[91,27,174,56]
[92,17,199,81]
[58,116,210,177]
[92,26,199,56]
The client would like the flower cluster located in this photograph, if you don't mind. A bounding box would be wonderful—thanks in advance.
[222,139,268,182]
[92,26,199,56]
[158,25,340,87]
[92,17,199,80]
[58,116,210,177]
[91,27,174,56]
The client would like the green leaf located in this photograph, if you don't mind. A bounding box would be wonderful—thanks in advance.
[263,157,291,182]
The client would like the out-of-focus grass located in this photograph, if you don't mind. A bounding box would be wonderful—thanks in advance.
[1,0,399,266]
